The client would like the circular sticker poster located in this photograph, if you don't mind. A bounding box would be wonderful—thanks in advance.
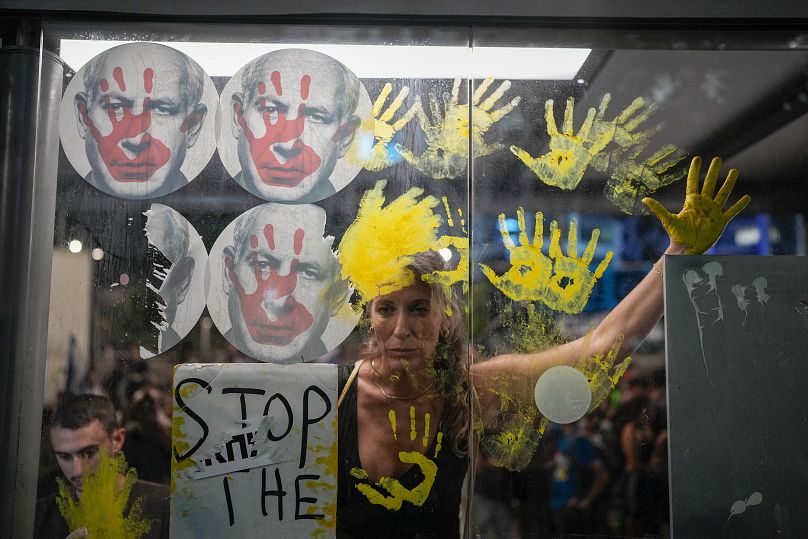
[207,203,358,363]
[217,48,372,204]
[60,42,218,199]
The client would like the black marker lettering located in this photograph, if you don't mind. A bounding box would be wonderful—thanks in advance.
[295,474,324,520]
[173,377,212,461]
[223,387,266,428]
[261,467,287,520]
[300,386,331,469]
[262,393,293,441]
[223,475,235,526]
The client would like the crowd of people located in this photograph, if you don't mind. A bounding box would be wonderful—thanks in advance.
[473,365,670,538]
[38,335,672,538]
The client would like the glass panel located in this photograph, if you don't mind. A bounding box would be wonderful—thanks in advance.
[30,16,808,538]
[39,20,472,538]
[470,26,808,538]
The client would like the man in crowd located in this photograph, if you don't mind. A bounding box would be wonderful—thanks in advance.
[34,394,169,539]
[221,203,350,362]
[228,49,361,203]
[72,43,208,199]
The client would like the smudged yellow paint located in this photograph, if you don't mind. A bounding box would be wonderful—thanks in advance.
[388,409,397,440]
[575,335,631,413]
[433,432,443,459]
[338,181,468,306]
[409,406,417,441]
[441,197,454,227]
[480,209,612,314]
[56,452,150,539]
[422,413,431,447]
[338,180,440,305]
[311,414,338,535]
[511,93,663,192]
[397,77,520,180]
[498,301,565,355]
[351,450,439,511]
[423,199,469,290]
[605,144,687,215]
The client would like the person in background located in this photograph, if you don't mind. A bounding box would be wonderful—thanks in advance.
[34,394,169,539]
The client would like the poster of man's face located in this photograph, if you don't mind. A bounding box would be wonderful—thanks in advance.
[143,204,208,357]
[217,49,373,204]
[207,204,358,363]
[60,42,218,199]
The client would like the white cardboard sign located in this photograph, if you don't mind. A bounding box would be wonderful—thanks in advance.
[171,363,337,538]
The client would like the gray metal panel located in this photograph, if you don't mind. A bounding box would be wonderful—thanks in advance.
[0,46,62,539]
[665,255,808,538]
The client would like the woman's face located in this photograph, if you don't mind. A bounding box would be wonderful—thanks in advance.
[369,282,444,370]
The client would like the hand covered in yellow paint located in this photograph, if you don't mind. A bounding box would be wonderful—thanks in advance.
[605,143,688,214]
[363,83,422,172]
[398,77,520,179]
[642,156,751,254]
[576,335,631,413]
[480,209,613,314]
[350,407,443,511]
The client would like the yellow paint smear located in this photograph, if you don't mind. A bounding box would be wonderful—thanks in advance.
[338,180,440,305]
[56,452,150,539]
[388,409,397,440]
[433,432,443,459]
[351,451,439,511]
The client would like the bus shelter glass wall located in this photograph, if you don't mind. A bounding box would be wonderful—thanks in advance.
[38,22,471,538]
[34,18,808,539]
[470,28,808,538]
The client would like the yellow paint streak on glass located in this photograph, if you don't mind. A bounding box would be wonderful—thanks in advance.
[351,451,439,511]
[388,409,397,440]
[398,77,520,180]
[441,197,454,227]
[338,180,440,305]
[311,415,338,535]
[433,432,443,459]
[409,405,417,441]
[575,335,631,413]
[56,452,150,539]
[422,413,431,447]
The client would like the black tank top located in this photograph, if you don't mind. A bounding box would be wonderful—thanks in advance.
[337,365,468,538]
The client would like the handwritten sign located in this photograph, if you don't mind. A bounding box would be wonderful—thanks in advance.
[171,363,337,538]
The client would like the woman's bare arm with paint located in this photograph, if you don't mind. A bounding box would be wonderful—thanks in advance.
[471,156,750,407]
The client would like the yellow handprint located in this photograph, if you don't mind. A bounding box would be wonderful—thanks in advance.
[589,94,663,172]
[349,406,444,511]
[397,77,520,179]
[56,452,151,539]
[479,209,613,314]
[605,143,688,214]
[512,94,662,191]
[423,197,469,292]
[361,83,422,172]
[480,373,546,471]
[642,156,751,254]
[575,335,631,413]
